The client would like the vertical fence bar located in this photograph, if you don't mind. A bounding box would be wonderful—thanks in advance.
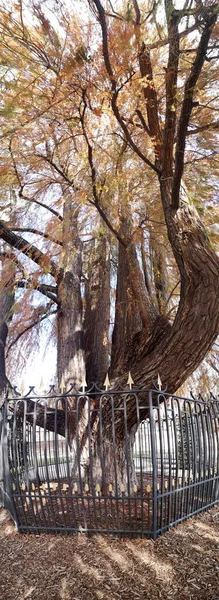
[99,395,109,532]
[149,391,158,539]
[135,393,144,536]
[171,397,179,524]
[75,395,87,532]
[163,396,172,529]
[187,401,196,516]
[1,400,19,528]
[12,402,28,530]
[157,398,164,533]
[123,393,132,532]
[211,401,219,502]
[43,398,58,532]
[208,403,215,504]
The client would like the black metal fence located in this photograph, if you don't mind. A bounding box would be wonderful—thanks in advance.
[0,386,218,538]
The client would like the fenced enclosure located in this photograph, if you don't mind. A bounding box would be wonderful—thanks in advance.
[0,386,218,539]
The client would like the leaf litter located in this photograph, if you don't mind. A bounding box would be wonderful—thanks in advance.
[0,506,218,600]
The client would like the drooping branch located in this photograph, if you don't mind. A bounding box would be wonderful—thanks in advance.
[0,219,60,280]
[172,6,218,209]
[6,305,57,356]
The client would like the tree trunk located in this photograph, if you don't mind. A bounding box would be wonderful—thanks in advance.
[57,197,85,389]
[78,402,138,493]
[111,217,158,375]
[84,232,110,385]
[150,231,168,314]
[0,256,16,396]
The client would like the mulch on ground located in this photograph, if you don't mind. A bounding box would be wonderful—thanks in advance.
[0,505,218,600]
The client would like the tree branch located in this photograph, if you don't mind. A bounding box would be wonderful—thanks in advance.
[9,227,62,246]
[17,280,59,304]
[6,307,57,356]
[135,109,150,136]
[186,120,219,135]
[138,42,162,163]
[0,219,60,280]
[91,0,161,176]
[172,7,218,209]
[132,0,141,25]
[18,190,63,222]
[36,153,76,189]
[163,3,180,178]
[80,93,127,247]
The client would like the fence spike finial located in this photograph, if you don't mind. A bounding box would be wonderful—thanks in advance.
[103,373,110,391]
[127,371,134,390]
[81,376,87,393]
[157,373,162,391]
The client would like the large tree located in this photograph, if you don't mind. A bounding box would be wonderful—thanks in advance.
[0,0,218,485]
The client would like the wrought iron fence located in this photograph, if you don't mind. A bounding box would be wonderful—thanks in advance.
[0,385,218,539]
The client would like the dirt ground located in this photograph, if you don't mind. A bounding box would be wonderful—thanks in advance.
[0,505,218,600]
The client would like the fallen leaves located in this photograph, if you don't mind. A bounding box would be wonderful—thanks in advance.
[0,506,218,600]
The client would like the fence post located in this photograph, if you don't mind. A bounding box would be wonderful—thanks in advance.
[149,390,158,539]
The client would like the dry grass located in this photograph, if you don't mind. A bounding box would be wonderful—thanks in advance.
[0,505,218,600]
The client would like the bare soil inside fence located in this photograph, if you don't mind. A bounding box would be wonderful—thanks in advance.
[0,505,218,600]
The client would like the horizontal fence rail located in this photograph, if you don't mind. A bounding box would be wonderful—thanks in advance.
[0,386,218,538]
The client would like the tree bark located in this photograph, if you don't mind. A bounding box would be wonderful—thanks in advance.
[84,232,110,385]
[0,256,16,396]
[150,231,168,314]
[57,197,85,389]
